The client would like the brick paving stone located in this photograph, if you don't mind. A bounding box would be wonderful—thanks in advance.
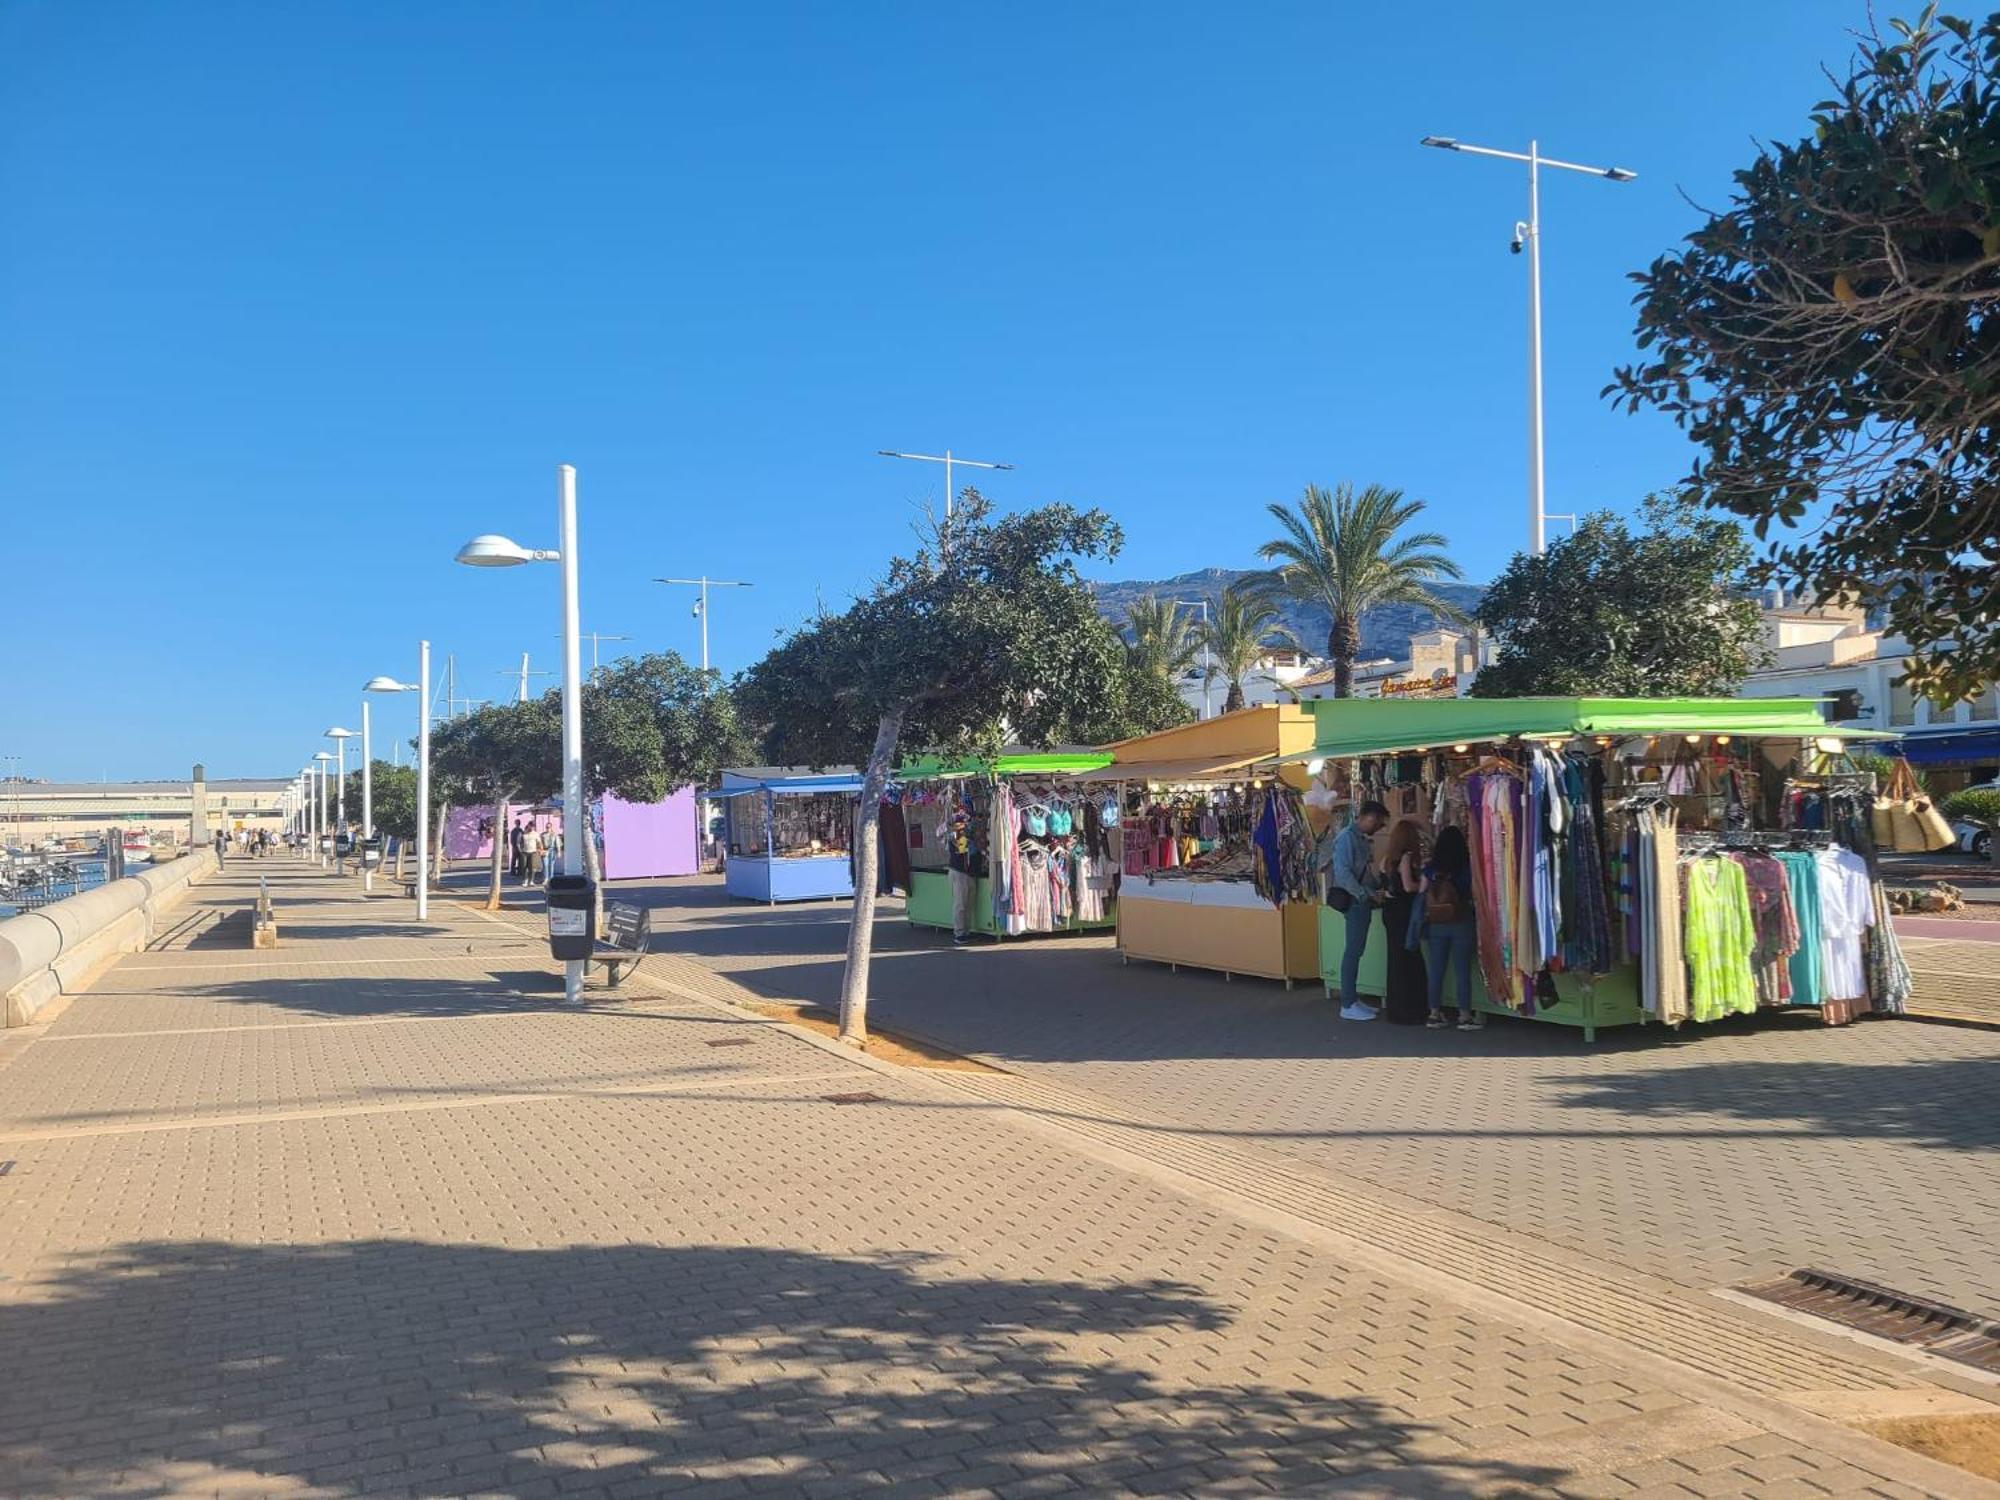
[0,862,1975,1498]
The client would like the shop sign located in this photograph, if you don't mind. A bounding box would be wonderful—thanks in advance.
[1382,673,1458,698]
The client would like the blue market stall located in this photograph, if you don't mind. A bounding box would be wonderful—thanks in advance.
[706,767,862,904]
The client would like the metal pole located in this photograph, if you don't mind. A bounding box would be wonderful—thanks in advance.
[316,761,327,867]
[699,578,710,673]
[943,450,953,522]
[1526,140,1547,557]
[557,464,585,1004]
[417,639,431,920]
[361,701,374,892]
[335,737,347,872]
[1201,600,1212,719]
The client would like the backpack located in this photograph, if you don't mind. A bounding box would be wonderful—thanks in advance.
[1424,871,1466,925]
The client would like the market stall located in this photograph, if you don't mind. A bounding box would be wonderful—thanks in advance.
[1079,705,1322,984]
[601,789,702,880]
[706,767,862,904]
[1275,697,1907,1040]
[897,749,1117,939]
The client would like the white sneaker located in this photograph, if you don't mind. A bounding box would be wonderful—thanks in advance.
[1340,1002,1378,1021]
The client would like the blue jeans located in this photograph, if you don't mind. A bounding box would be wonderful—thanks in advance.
[1425,921,1476,1015]
[1339,899,1374,1007]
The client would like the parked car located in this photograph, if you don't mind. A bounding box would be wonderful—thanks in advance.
[1950,816,1994,860]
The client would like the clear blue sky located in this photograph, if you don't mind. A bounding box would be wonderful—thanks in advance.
[2,1,1876,780]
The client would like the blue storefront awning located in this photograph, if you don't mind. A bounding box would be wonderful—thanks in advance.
[1895,727,2000,765]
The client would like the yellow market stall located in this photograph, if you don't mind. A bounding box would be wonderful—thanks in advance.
[896,749,1119,940]
[1077,705,1322,984]
[1273,697,1906,1040]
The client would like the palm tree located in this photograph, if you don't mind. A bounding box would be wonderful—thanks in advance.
[1124,595,1200,683]
[1259,483,1465,698]
[1201,582,1301,713]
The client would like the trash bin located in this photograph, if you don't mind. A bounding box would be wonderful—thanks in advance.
[546,874,596,960]
[360,837,382,869]
[319,835,334,855]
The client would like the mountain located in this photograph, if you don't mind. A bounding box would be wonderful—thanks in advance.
[1088,567,1486,663]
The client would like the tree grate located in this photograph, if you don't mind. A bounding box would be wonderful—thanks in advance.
[1741,1268,2000,1375]
[704,1038,753,1047]
[822,1092,884,1105]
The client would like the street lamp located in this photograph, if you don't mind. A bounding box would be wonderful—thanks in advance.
[1169,598,1214,719]
[455,464,586,1004]
[366,654,429,913]
[878,448,1013,523]
[651,579,751,674]
[324,727,356,871]
[1419,134,1636,556]
[312,752,336,868]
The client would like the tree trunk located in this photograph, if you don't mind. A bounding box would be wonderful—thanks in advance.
[580,780,605,938]
[394,838,407,881]
[432,799,451,891]
[486,796,508,910]
[1330,614,1359,699]
[836,707,906,1049]
[1224,678,1246,714]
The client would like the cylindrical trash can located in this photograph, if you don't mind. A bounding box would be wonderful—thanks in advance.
[360,838,383,869]
[546,874,596,960]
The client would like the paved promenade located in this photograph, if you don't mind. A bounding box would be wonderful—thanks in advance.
[0,862,1995,1498]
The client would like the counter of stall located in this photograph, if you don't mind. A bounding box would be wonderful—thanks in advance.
[1073,705,1323,984]
[703,767,862,904]
[895,749,1119,940]
[1269,697,1909,1040]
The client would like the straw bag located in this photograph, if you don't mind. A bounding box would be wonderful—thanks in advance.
[1880,759,1953,853]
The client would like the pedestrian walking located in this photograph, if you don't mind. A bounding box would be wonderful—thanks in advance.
[212,828,227,868]
[509,818,527,880]
[1326,801,1387,1021]
[521,824,544,884]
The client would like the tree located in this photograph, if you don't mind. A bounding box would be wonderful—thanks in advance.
[585,653,751,804]
[738,491,1126,1048]
[1200,582,1301,713]
[1470,494,1769,699]
[430,700,560,908]
[1123,595,1201,684]
[1610,7,2000,703]
[1258,482,1464,697]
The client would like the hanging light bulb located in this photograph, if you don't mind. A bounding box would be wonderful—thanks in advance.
[1452,743,1470,753]
[1685,734,1702,745]
[1715,734,1732,746]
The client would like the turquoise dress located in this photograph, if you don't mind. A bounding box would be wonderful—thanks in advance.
[1775,850,1822,1006]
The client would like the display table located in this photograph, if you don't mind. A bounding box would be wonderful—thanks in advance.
[724,852,853,904]
[1314,906,1644,1041]
[906,869,1114,938]
[1118,877,1319,985]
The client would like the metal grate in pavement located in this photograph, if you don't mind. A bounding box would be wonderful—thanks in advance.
[1742,1268,2000,1374]
[704,1038,753,1048]
[823,1091,883,1105]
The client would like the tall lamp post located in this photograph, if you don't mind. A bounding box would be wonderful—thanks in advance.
[651,579,751,674]
[1169,597,1214,720]
[313,752,336,868]
[877,448,1012,523]
[456,463,586,1004]
[364,665,424,904]
[1418,135,1636,556]
[324,727,356,871]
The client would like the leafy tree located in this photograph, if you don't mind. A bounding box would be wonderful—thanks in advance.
[1610,7,2000,703]
[1104,655,1196,737]
[738,491,1126,1047]
[1258,482,1464,698]
[1470,495,1768,698]
[585,653,751,803]
[1200,582,1300,713]
[1123,595,1201,684]
[430,700,560,908]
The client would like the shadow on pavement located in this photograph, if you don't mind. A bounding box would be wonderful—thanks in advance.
[0,1239,1564,1497]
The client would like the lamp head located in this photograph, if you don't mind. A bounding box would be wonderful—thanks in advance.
[455,534,537,567]
[363,676,417,693]
[314,752,335,764]
[324,727,357,739]
[1419,135,1459,150]
[1605,166,1637,182]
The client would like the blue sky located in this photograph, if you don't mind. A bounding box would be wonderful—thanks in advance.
[2,1,1878,779]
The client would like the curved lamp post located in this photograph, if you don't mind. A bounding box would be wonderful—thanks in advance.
[312,751,336,868]
[364,660,426,907]
[324,727,356,871]
[455,464,585,1003]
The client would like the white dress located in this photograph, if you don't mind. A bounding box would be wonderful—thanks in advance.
[1814,847,1874,1001]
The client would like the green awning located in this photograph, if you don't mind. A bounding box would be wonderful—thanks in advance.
[899,749,1114,779]
[1271,696,1893,764]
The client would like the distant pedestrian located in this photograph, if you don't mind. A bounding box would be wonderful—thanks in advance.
[212,828,227,868]
[509,818,527,880]
[521,825,544,884]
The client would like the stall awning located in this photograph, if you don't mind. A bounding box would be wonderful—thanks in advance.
[901,749,1113,779]
[713,766,867,797]
[1068,753,1271,784]
[1271,696,1894,764]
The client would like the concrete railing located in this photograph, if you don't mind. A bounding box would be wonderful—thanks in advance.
[1,850,218,1027]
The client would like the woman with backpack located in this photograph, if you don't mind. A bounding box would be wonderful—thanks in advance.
[1379,818,1430,1025]
[1420,825,1482,1031]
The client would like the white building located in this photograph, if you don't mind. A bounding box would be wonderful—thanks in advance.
[1179,648,1321,717]
[1292,628,1485,701]
[1735,600,2000,789]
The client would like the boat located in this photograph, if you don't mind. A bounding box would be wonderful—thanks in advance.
[120,830,154,864]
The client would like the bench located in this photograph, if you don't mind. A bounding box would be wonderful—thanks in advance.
[589,902,651,987]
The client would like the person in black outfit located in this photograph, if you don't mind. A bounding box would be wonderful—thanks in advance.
[1378,816,1430,1024]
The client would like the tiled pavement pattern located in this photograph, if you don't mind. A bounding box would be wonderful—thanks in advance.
[0,864,1987,1498]
[1896,934,2000,1026]
[622,882,2000,1322]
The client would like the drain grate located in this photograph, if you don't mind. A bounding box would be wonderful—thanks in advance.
[823,1091,883,1105]
[704,1037,753,1048]
[1742,1268,2000,1375]
[0,1161,12,1178]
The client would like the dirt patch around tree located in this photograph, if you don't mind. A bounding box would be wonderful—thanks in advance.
[1863,1414,2000,1482]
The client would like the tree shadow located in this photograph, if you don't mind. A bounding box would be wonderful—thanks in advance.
[0,1239,1565,1497]
[1545,1053,2000,1151]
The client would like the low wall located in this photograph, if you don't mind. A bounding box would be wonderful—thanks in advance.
[0,850,218,1028]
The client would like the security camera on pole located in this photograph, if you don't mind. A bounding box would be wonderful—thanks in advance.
[1419,135,1636,556]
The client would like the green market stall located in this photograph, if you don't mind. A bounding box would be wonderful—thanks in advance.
[898,749,1119,940]
[1276,697,1901,1041]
